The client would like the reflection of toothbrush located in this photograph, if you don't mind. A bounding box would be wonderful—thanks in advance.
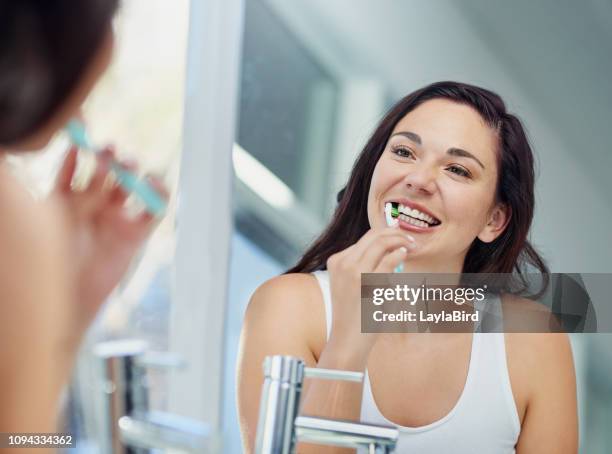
[385,202,403,272]
[65,119,167,217]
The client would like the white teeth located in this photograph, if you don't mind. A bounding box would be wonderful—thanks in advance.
[398,213,429,228]
[397,204,437,225]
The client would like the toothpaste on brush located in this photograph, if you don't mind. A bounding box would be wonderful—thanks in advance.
[385,202,403,272]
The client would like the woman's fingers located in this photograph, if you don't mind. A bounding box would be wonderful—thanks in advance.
[359,233,416,271]
[57,146,169,216]
[350,228,415,263]
[329,229,416,278]
[144,174,170,199]
[131,175,170,224]
[55,146,79,192]
[374,246,409,273]
[108,159,138,206]
[84,147,113,196]
[106,154,169,211]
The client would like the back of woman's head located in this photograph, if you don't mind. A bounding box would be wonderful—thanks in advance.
[0,0,119,146]
[288,81,549,283]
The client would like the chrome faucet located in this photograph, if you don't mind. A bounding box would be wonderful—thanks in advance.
[94,339,217,453]
[255,355,398,454]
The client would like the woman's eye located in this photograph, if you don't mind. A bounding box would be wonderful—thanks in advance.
[447,165,471,178]
[391,146,414,158]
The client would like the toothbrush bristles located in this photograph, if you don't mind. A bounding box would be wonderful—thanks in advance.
[391,202,399,218]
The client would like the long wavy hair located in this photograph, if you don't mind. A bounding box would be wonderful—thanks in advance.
[286,81,549,293]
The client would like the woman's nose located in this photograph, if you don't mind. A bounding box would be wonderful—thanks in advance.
[402,163,437,194]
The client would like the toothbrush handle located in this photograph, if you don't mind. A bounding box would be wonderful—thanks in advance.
[110,162,167,216]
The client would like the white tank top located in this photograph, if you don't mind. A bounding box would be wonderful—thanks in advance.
[312,270,520,453]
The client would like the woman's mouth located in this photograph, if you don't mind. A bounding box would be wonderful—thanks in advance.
[385,201,442,231]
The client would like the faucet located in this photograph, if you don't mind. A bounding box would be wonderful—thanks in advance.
[255,355,398,454]
[94,339,218,453]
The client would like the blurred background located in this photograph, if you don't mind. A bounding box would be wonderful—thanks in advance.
[8,0,611,452]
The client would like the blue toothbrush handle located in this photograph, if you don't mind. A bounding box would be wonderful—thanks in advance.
[64,119,166,216]
[110,162,167,216]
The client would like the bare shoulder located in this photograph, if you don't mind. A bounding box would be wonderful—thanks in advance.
[237,274,327,451]
[250,273,320,303]
[0,166,72,309]
[500,294,575,429]
[499,293,575,421]
[500,291,566,332]
[504,330,574,379]
[0,166,71,357]
[245,273,327,358]
[0,169,66,265]
[500,299,578,451]
[0,168,62,261]
[247,273,322,318]
[501,292,574,374]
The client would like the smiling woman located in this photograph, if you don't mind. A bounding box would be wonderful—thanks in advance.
[290,82,548,279]
[237,81,577,453]
[368,98,509,271]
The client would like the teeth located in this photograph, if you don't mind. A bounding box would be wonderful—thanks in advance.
[414,210,427,221]
[398,213,429,228]
[398,204,437,224]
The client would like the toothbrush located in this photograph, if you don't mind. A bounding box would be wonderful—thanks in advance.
[385,202,399,228]
[385,202,403,273]
[65,119,167,217]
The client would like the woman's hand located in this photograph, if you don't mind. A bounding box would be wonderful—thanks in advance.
[53,146,169,337]
[325,228,417,365]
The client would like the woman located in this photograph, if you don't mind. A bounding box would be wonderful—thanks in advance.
[237,81,577,453]
[0,0,167,441]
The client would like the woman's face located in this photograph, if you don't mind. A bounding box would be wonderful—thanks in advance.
[367,98,509,271]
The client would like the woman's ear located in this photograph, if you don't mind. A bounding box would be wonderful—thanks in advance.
[478,203,510,243]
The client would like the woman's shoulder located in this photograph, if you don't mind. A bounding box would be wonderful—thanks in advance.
[0,167,67,256]
[0,166,72,341]
[500,293,575,424]
[499,291,565,332]
[245,273,327,358]
[247,273,324,322]
[502,296,577,447]
[252,272,321,298]
[501,292,573,366]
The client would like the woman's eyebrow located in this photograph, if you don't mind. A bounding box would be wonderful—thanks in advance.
[448,147,485,169]
[391,131,422,144]
[391,130,485,169]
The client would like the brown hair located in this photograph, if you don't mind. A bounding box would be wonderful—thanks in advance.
[0,0,119,145]
[286,81,549,291]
